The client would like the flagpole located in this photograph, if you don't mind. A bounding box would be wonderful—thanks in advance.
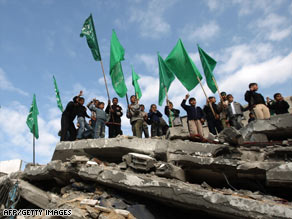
[196,76,216,117]
[125,93,130,106]
[164,87,173,127]
[33,125,35,166]
[99,60,111,101]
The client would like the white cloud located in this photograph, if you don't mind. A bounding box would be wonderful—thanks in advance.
[181,21,220,42]
[216,43,273,74]
[0,68,28,96]
[205,0,229,12]
[254,13,292,41]
[129,0,177,38]
[134,54,158,74]
[289,1,292,15]
[218,51,292,95]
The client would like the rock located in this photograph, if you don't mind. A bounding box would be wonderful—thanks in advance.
[155,162,186,182]
[70,155,89,164]
[80,199,98,206]
[240,114,292,142]
[122,153,157,172]
[218,127,244,146]
[266,163,292,187]
[166,127,190,140]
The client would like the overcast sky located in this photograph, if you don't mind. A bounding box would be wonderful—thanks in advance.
[0,0,291,164]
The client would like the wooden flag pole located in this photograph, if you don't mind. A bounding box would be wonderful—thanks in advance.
[33,125,35,166]
[125,93,130,106]
[196,76,216,117]
[100,60,111,101]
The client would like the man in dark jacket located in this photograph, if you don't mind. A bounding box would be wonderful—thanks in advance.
[267,93,290,115]
[60,91,82,141]
[203,96,223,135]
[76,97,92,139]
[181,94,205,136]
[148,104,163,137]
[244,83,270,119]
[105,97,123,138]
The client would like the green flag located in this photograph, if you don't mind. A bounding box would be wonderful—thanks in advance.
[53,76,63,112]
[26,94,39,139]
[198,45,217,93]
[165,39,202,91]
[131,66,142,100]
[109,29,127,97]
[158,53,175,106]
[80,14,101,61]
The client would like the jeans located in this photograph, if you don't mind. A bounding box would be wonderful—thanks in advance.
[94,119,105,138]
[207,119,223,135]
[108,124,122,138]
[77,117,92,139]
[142,124,149,138]
[151,122,163,137]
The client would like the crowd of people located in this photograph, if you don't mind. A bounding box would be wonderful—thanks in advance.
[60,83,290,141]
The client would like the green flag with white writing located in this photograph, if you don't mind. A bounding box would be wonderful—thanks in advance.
[158,53,175,106]
[26,94,39,139]
[198,45,217,93]
[53,76,63,112]
[80,14,101,61]
[109,29,127,97]
[132,66,142,100]
[165,39,202,91]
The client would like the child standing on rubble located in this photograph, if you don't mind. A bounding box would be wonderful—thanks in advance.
[89,99,108,138]
[181,94,205,137]
[148,104,163,137]
[76,97,92,140]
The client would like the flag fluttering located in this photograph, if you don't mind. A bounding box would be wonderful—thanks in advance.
[132,66,142,100]
[198,45,217,93]
[158,53,175,106]
[26,94,39,139]
[53,76,63,112]
[165,39,202,91]
[109,29,127,97]
[80,14,101,61]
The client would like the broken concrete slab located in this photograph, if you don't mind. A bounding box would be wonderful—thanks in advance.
[52,137,166,162]
[266,163,292,187]
[77,165,292,219]
[240,114,292,142]
[155,162,186,182]
[122,153,157,172]
[219,127,244,146]
[166,126,190,140]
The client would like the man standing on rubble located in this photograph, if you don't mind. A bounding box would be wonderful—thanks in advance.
[60,91,83,141]
[218,92,229,128]
[126,95,143,138]
[105,97,123,138]
[245,83,270,120]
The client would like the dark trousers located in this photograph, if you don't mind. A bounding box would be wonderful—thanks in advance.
[230,115,243,130]
[207,119,223,135]
[61,115,76,141]
[151,122,163,137]
[108,124,122,138]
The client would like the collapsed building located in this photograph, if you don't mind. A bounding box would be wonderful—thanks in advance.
[1,113,292,219]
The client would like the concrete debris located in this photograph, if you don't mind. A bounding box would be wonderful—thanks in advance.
[122,153,157,172]
[2,113,292,218]
[240,114,292,142]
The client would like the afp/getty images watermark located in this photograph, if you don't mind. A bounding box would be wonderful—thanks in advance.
[2,209,72,217]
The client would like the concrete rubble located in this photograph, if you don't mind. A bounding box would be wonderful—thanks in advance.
[1,113,292,218]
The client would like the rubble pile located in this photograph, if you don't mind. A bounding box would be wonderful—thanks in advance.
[1,114,292,218]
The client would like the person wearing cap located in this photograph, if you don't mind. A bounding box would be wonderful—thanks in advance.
[217,91,229,128]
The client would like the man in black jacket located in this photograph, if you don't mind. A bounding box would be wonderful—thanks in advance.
[181,94,205,136]
[165,101,181,127]
[244,83,270,119]
[267,93,290,115]
[105,97,123,138]
[60,91,82,141]
[203,97,223,135]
